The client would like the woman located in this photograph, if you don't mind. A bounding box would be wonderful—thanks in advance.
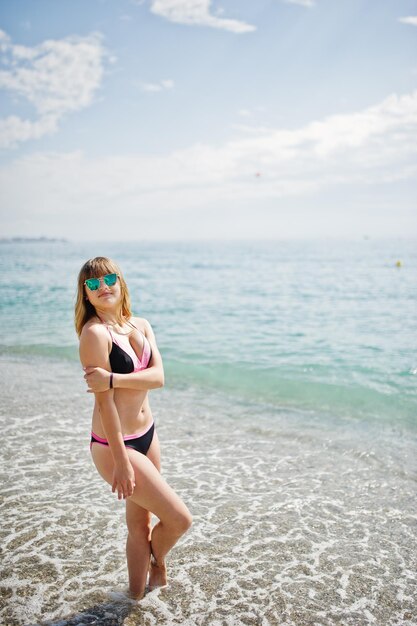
[75,256,192,599]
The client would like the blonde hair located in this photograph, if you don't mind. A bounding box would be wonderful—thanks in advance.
[74,257,132,337]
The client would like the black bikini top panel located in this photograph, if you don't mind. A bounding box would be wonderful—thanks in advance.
[109,342,134,373]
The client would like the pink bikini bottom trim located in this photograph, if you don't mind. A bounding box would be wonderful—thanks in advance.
[91,420,154,444]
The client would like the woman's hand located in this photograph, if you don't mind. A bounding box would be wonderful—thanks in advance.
[112,458,136,500]
[84,366,112,393]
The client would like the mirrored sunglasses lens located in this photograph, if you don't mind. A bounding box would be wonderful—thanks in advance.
[104,273,117,286]
[86,278,100,290]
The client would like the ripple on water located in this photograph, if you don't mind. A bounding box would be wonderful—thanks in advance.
[1,358,416,626]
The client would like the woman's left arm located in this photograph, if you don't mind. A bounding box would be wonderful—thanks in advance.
[84,319,164,393]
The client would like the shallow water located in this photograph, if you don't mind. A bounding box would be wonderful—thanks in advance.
[1,239,416,426]
[1,357,416,625]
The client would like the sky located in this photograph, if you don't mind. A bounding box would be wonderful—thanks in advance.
[0,0,416,241]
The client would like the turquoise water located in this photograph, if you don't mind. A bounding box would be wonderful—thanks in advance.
[1,238,416,426]
[1,239,417,625]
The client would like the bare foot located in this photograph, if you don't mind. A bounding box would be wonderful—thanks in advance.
[127,587,145,601]
[148,555,167,589]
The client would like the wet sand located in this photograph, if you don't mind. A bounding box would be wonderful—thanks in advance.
[1,357,416,625]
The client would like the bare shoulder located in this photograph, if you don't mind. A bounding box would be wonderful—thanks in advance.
[131,316,156,340]
[80,319,108,342]
[79,320,111,368]
[131,316,149,332]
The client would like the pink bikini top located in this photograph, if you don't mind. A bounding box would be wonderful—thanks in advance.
[106,324,152,373]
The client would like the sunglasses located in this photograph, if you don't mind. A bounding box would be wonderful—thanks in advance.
[84,273,119,291]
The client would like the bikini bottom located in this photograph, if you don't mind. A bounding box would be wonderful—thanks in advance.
[90,421,155,456]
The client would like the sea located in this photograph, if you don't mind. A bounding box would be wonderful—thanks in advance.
[0,239,416,626]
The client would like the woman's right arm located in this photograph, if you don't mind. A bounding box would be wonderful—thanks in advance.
[83,318,164,393]
[79,325,135,500]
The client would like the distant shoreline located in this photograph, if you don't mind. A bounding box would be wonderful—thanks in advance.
[0,237,68,243]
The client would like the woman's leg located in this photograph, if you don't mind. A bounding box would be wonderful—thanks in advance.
[91,438,192,590]
[125,500,151,598]
[125,431,162,596]
[126,445,192,578]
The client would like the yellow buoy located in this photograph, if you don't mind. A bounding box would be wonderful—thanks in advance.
[395,260,403,268]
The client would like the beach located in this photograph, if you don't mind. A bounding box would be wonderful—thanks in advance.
[0,239,416,625]
[1,356,416,625]
[1,0,416,619]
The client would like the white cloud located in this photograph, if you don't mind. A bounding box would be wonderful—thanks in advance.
[232,123,273,135]
[0,89,416,235]
[283,0,315,7]
[0,30,107,148]
[398,16,417,26]
[237,106,267,119]
[149,0,256,33]
[0,115,59,148]
[140,78,174,92]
